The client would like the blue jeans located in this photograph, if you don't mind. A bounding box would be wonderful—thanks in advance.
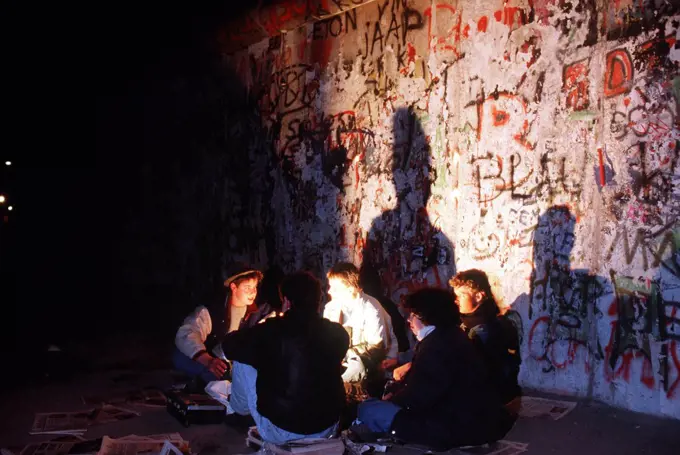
[357,398,402,433]
[171,348,220,384]
[229,361,338,445]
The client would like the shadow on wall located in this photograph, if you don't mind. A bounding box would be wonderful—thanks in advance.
[518,205,678,405]
[524,205,609,377]
[361,107,456,304]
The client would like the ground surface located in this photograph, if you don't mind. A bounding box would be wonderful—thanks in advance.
[1,333,677,454]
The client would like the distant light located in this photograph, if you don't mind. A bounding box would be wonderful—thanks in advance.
[8,206,12,211]
[4,161,10,166]
[0,195,5,203]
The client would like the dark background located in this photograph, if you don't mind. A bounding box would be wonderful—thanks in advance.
[0,2,274,378]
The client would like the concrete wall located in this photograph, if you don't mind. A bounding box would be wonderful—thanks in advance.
[222,0,680,418]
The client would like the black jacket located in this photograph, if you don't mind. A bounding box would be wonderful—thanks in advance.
[461,307,522,405]
[221,308,350,434]
[389,325,514,450]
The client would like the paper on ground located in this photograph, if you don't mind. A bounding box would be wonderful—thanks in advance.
[246,427,344,455]
[31,406,141,436]
[30,411,91,435]
[519,396,577,420]
[96,434,188,455]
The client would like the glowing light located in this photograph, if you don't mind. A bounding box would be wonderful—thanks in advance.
[453,151,460,167]
[8,206,12,211]
[4,161,10,166]
[0,195,5,203]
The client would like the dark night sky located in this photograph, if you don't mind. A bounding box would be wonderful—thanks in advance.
[0,1,264,359]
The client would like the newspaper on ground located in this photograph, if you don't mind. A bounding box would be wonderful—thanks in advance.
[18,435,97,455]
[519,396,577,420]
[91,405,141,424]
[31,405,142,436]
[341,438,387,455]
[30,410,92,435]
[157,442,183,455]
[96,434,189,455]
[246,427,344,455]
[20,441,78,455]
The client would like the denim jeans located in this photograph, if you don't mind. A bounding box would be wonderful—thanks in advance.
[229,361,338,445]
[357,398,402,432]
[171,348,220,384]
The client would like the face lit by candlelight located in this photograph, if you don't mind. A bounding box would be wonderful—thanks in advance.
[327,277,358,304]
[230,278,258,308]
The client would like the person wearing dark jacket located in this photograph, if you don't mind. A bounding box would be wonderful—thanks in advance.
[357,288,514,451]
[450,269,522,414]
[222,271,350,444]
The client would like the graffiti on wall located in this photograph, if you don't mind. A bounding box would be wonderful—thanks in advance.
[221,0,680,417]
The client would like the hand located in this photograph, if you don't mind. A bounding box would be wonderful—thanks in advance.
[381,358,398,370]
[393,362,412,381]
[197,353,228,379]
[382,392,394,401]
[258,311,280,323]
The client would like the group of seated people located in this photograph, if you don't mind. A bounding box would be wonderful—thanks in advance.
[172,262,521,451]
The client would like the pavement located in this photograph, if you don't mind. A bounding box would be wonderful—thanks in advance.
[1,334,678,455]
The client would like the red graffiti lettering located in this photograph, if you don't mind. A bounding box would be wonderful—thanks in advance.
[604,49,634,98]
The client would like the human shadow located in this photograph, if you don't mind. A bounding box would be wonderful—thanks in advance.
[361,107,455,305]
[521,204,680,399]
[524,205,609,375]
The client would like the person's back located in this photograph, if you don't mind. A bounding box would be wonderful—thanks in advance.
[253,310,348,434]
[390,324,510,448]
[464,313,522,406]
[358,288,513,451]
[222,271,350,444]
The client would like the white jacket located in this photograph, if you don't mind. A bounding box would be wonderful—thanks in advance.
[323,292,398,360]
[175,305,235,361]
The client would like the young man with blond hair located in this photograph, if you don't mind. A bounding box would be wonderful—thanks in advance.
[449,269,522,413]
[324,262,397,383]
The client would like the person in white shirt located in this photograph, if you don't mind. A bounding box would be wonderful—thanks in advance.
[324,262,398,383]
